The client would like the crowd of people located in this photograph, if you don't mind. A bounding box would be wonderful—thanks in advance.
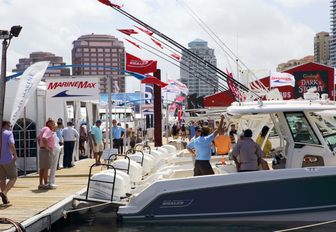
[186,116,274,176]
[0,116,140,205]
[0,112,280,205]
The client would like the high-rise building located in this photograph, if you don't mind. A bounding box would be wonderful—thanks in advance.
[277,55,314,72]
[180,39,217,97]
[330,0,336,66]
[72,34,125,93]
[314,32,330,65]
[12,52,70,78]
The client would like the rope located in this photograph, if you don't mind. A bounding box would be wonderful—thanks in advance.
[62,202,113,219]
[274,219,336,232]
[0,217,25,232]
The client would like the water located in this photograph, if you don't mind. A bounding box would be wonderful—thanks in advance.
[51,211,336,232]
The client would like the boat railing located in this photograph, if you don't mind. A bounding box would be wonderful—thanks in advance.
[107,154,131,174]
[134,141,151,154]
[125,149,145,166]
[85,163,117,202]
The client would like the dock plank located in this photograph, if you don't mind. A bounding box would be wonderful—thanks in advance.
[0,158,100,231]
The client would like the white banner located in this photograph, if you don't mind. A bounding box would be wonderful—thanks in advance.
[46,77,100,101]
[270,72,295,87]
[163,79,189,95]
[10,61,50,125]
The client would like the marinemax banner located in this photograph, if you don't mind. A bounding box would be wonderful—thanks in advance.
[46,77,100,101]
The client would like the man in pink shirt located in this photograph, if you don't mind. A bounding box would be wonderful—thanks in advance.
[37,119,55,189]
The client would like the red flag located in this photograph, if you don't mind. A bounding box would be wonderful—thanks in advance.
[175,96,185,103]
[141,75,168,88]
[126,53,157,74]
[177,105,183,122]
[170,53,181,61]
[151,38,163,49]
[125,39,141,49]
[97,0,123,8]
[170,102,177,113]
[226,69,246,101]
[134,25,153,36]
[118,29,138,36]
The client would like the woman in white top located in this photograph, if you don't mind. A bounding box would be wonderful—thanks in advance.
[48,127,61,189]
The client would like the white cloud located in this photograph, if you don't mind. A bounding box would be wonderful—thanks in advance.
[274,0,327,8]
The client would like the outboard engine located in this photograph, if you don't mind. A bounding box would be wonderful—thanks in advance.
[149,150,165,159]
[129,152,154,175]
[88,169,131,201]
[156,147,169,156]
[112,159,142,184]
[162,144,177,154]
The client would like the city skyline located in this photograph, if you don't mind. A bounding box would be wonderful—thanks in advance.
[1,0,330,90]
[180,39,218,97]
[72,34,126,93]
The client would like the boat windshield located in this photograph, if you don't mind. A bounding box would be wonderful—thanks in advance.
[310,112,336,150]
[285,112,320,145]
[323,133,336,151]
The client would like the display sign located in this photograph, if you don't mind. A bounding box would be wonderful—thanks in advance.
[46,77,100,101]
[270,72,295,87]
[294,71,328,99]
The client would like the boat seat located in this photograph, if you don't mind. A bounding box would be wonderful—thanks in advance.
[216,163,238,174]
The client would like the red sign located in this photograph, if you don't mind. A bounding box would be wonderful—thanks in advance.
[126,53,157,74]
[141,75,168,88]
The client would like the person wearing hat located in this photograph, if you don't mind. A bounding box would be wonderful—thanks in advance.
[231,129,263,172]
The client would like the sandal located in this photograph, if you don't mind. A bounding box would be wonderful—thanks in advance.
[0,192,9,204]
[38,184,48,190]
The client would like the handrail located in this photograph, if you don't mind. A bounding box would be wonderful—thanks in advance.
[126,149,145,166]
[108,154,131,174]
[0,217,25,232]
[134,142,151,154]
[85,163,117,202]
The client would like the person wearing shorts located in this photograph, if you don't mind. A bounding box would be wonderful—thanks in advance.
[0,121,18,204]
[37,119,55,189]
[187,115,225,176]
[91,120,103,164]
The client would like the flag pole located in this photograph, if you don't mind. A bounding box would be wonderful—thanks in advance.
[165,73,169,144]
[99,1,260,100]
[139,80,142,141]
[123,91,126,152]
[333,68,335,101]
[153,69,162,146]
[108,74,113,149]
[269,70,272,92]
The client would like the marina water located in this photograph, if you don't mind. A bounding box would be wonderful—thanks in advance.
[51,211,336,232]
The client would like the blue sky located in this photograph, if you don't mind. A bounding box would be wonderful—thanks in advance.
[0,0,332,91]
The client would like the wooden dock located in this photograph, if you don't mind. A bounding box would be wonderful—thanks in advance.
[0,158,100,232]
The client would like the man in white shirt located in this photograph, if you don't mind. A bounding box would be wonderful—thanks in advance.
[62,121,79,168]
